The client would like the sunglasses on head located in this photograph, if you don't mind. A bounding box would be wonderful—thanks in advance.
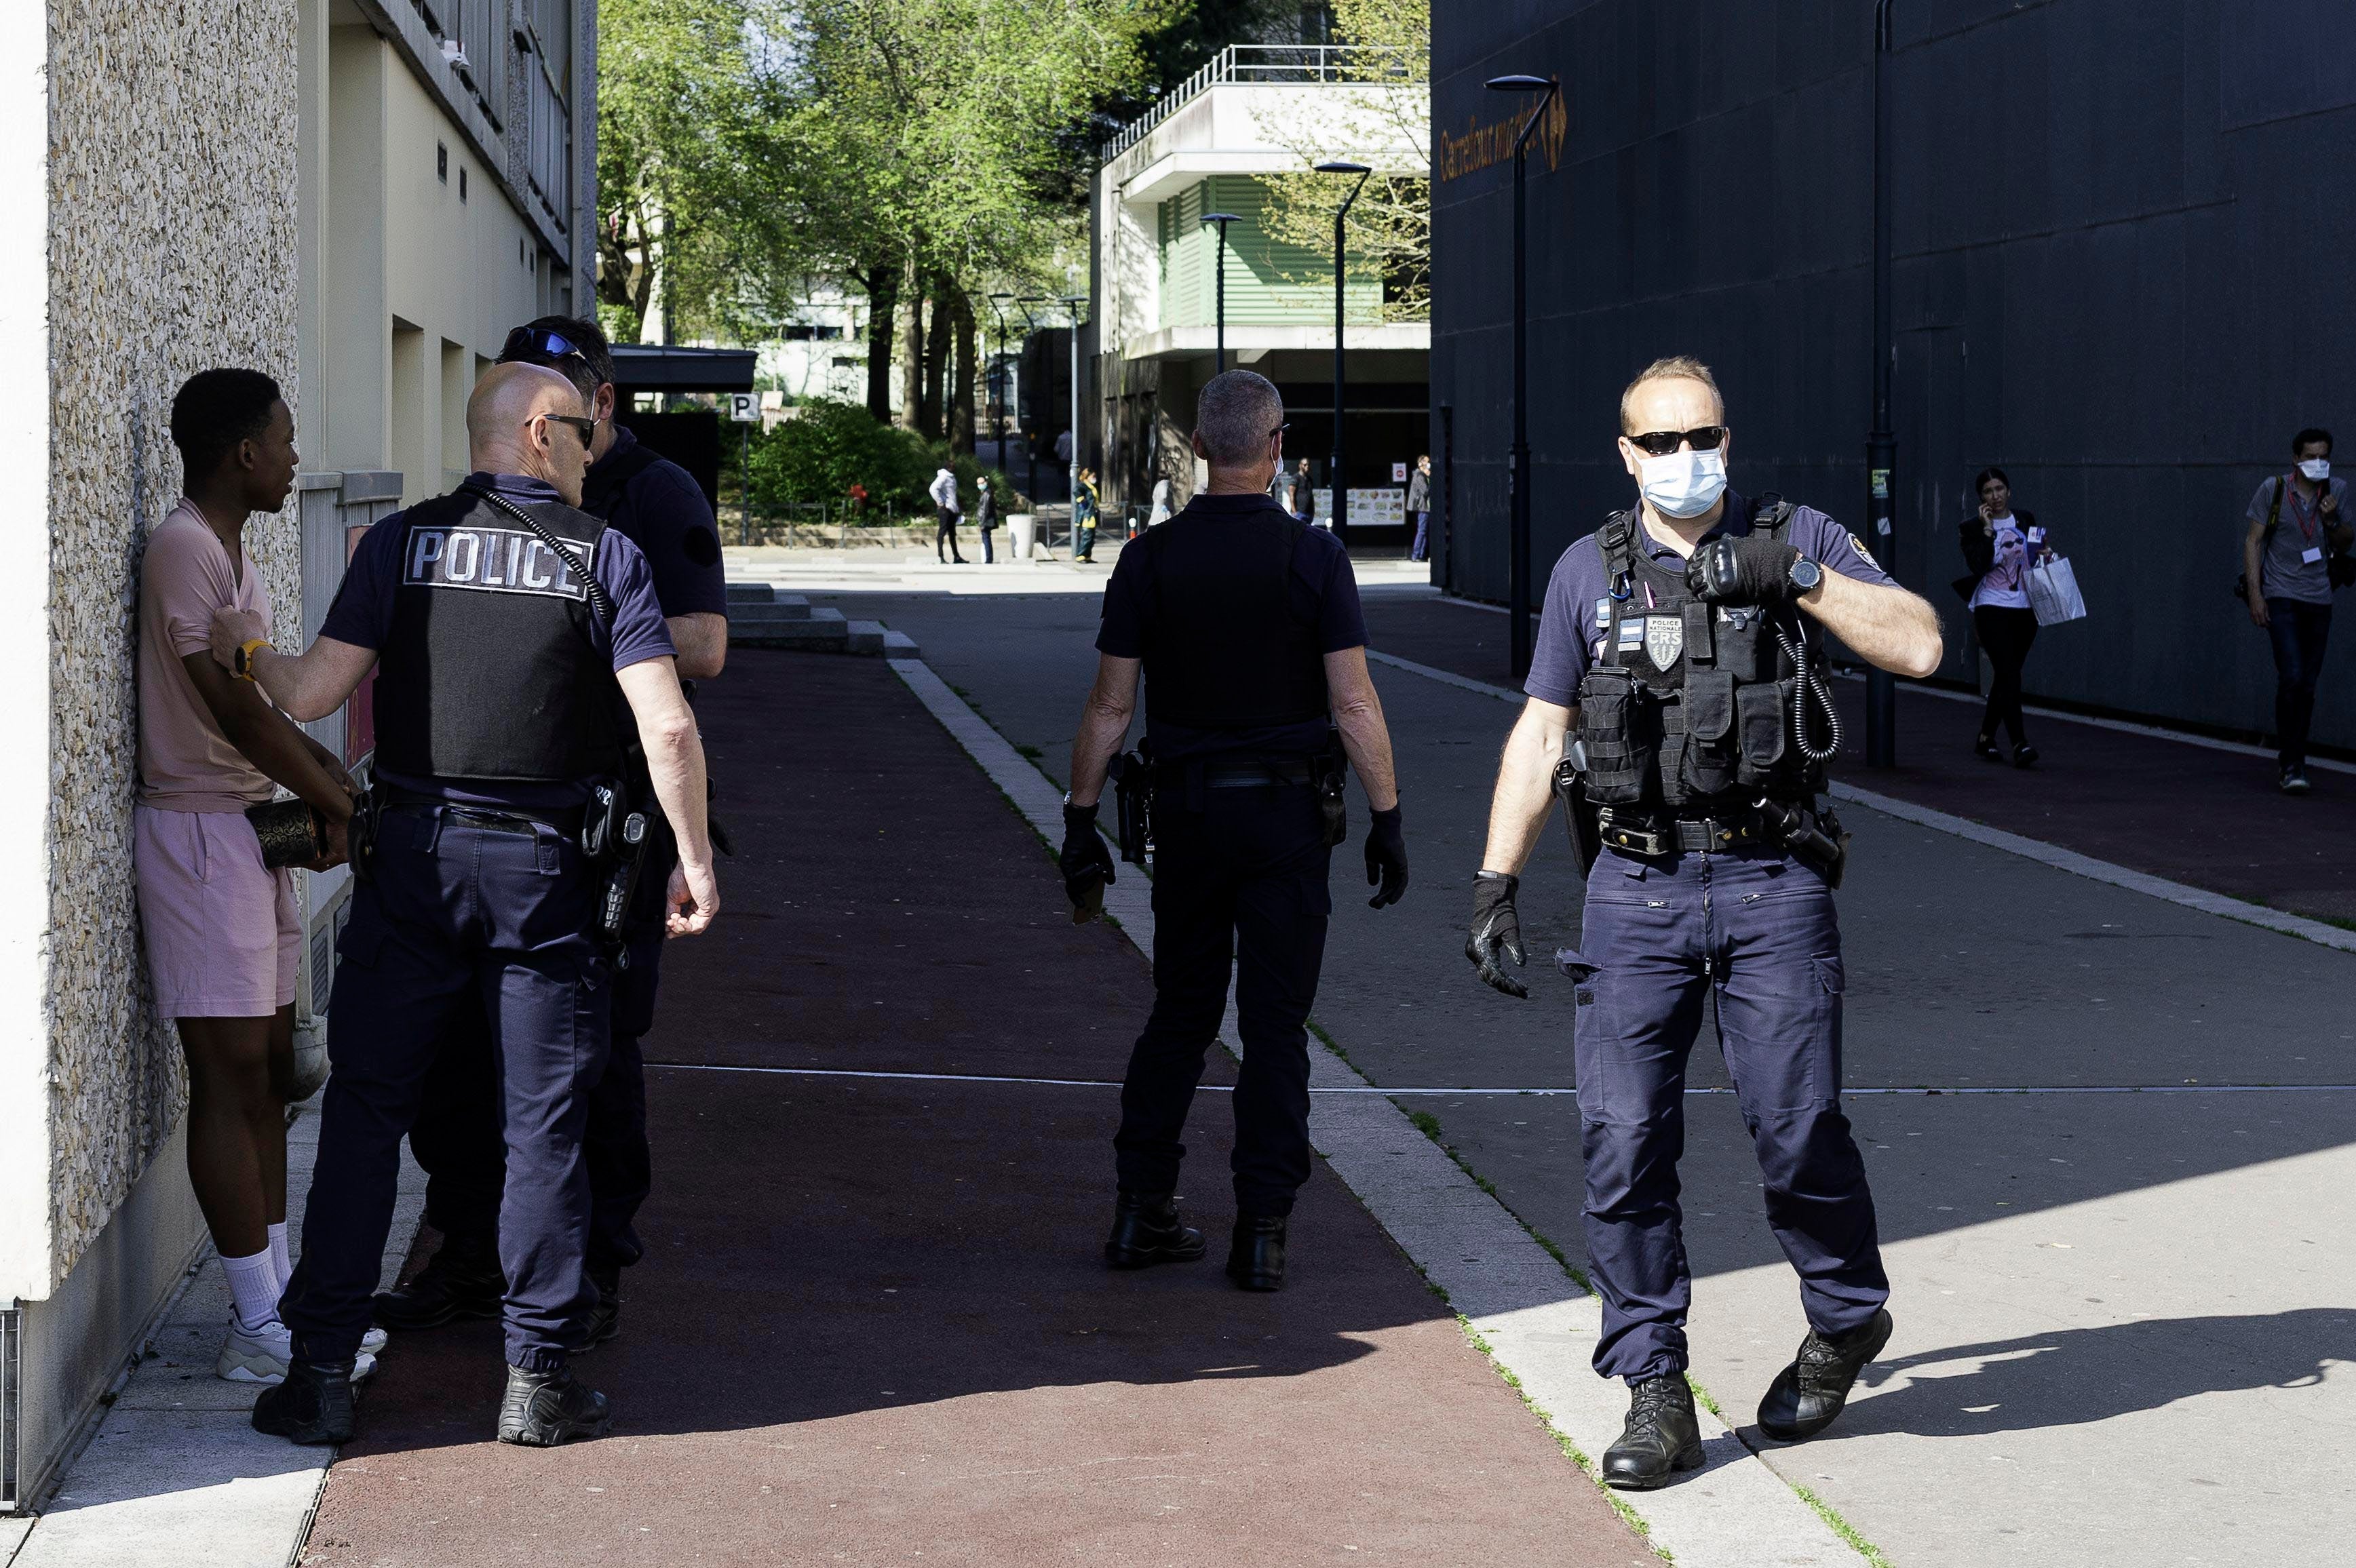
[1626,425,1727,457]
[500,326,594,370]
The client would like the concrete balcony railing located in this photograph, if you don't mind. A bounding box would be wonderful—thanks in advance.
[1100,44,1415,164]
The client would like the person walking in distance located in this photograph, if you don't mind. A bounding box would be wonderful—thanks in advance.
[976,474,998,563]
[931,465,968,564]
[1290,457,1317,528]
[1953,466,2052,767]
[2243,428,2351,794]
[1407,455,1433,562]
[1073,467,1102,562]
[1465,357,1942,1488]
[1060,370,1410,1291]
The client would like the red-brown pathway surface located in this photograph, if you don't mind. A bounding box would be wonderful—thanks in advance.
[301,651,1650,1567]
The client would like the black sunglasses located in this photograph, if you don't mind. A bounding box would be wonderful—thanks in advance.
[500,326,594,371]
[537,412,598,450]
[1627,425,1727,456]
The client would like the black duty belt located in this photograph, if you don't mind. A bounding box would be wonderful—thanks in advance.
[1157,760,1315,789]
[1597,805,1781,858]
[385,791,587,836]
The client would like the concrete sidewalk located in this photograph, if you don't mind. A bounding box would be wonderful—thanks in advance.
[297,652,1651,1567]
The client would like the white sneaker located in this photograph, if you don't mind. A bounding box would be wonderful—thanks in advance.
[217,1318,379,1385]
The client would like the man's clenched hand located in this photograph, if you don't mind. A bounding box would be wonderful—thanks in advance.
[1466,871,1529,998]
[1364,805,1408,909]
[1059,802,1115,922]
[1686,534,1801,605]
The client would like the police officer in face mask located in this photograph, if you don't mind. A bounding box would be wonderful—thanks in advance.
[216,364,720,1449]
[1060,370,1410,1291]
[1466,357,1942,1489]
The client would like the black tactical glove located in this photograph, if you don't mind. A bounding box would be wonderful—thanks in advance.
[1686,534,1802,605]
[1059,802,1115,922]
[1364,805,1408,909]
[1466,871,1529,998]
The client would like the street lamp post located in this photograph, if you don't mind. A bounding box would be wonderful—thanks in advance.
[1865,1,1898,768]
[986,292,1013,477]
[1016,296,1046,507]
[1060,292,1087,550]
[1486,73,1560,680]
[1314,161,1372,547]
[1201,212,1241,373]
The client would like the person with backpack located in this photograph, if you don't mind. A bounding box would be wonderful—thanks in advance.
[1953,466,2053,767]
[2243,427,2353,794]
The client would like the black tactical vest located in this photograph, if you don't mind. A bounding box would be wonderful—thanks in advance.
[1138,503,1328,733]
[1575,496,1827,810]
[371,488,627,783]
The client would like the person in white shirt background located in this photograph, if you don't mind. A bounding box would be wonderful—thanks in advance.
[930,465,967,564]
[1952,465,2052,768]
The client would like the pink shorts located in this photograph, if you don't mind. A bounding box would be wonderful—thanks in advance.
[134,804,300,1019]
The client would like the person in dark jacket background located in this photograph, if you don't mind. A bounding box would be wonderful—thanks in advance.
[1952,466,2052,767]
[976,474,997,564]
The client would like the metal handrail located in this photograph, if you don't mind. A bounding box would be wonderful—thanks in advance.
[1099,43,1413,164]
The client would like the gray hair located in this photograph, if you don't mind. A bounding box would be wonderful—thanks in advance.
[1194,370,1285,465]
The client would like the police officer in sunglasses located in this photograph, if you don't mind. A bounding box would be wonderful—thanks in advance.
[1465,356,1942,1488]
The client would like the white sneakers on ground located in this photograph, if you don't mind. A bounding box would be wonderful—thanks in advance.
[216,1316,383,1385]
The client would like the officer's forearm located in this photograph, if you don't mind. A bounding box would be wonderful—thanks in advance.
[1332,697,1398,811]
[1480,701,1568,876]
[1067,655,1138,807]
[1800,574,1944,680]
[643,717,711,867]
[250,640,376,722]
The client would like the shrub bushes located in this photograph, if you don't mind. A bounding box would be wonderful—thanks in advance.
[744,399,1021,514]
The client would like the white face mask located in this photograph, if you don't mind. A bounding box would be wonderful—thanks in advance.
[1637,447,1728,520]
[2299,458,2332,482]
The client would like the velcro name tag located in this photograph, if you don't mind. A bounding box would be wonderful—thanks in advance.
[404,526,590,600]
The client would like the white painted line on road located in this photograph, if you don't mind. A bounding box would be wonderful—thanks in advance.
[1366,650,2356,956]
[888,654,1860,1568]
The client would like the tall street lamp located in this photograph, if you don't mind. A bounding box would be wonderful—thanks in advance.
[1315,160,1372,547]
[1016,295,1046,507]
[1201,211,1242,373]
[1865,1,1898,767]
[1060,292,1087,546]
[986,291,1013,476]
[1486,73,1560,679]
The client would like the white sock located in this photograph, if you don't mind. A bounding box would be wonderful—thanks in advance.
[267,1222,292,1293]
[222,1247,282,1335]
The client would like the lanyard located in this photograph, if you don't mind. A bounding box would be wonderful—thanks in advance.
[2285,475,2322,543]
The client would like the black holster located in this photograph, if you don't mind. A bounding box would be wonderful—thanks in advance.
[1312,729,1349,847]
[581,777,653,964]
[349,784,385,882]
[1553,740,1602,877]
[1758,797,1850,889]
[1107,745,1153,865]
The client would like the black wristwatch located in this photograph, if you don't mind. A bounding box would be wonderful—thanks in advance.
[1788,555,1824,594]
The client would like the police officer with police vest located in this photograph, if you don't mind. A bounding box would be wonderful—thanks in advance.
[1060,370,1410,1291]
[218,363,720,1447]
[1467,357,1942,1488]
[375,317,729,1352]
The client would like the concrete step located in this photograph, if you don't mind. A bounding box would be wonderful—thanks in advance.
[728,593,813,621]
[731,605,847,649]
[726,581,776,604]
[845,620,922,657]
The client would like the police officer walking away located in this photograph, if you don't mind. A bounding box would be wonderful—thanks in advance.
[219,362,720,1447]
[1466,357,1941,1487]
[1060,370,1410,1291]
[374,317,730,1353]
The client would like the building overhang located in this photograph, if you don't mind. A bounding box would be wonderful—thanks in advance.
[611,344,758,394]
[1121,151,1351,210]
[1120,324,1430,362]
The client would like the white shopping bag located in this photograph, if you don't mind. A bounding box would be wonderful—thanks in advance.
[2026,555,2087,627]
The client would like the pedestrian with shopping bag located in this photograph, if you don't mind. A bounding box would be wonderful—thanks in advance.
[1952,466,2061,767]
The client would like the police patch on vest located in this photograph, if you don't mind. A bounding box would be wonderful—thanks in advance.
[1847,532,1882,572]
[403,526,590,601]
[1644,614,1683,671]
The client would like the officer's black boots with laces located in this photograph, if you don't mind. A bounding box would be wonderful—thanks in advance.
[371,1232,503,1331]
[497,1365,614,1447]
[1756,1308,1893,1442]
[251,1358,358,1445]
[1224,1215,1287,1291]
[1103,1192,1205,1269]
[1602,1373,1703,1489]
[573,1265,622,1354]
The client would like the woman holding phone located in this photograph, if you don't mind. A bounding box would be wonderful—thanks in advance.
[1954,466,2052,766]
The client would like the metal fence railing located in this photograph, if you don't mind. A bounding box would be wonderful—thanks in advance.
[1098,44,1414,164]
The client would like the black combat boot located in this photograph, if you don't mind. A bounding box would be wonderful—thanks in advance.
[1104,1192,1205,1269]
[371,1232,503,1331]
[1602,1373,1703,1489]
[572,1266,621,1354]
[251,1358,358,1446]
[497,1364,613,1447]
[1224,1215,1287,1292]
[1757,1308,1893,1442]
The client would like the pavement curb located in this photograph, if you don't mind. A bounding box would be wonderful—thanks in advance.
[1365,648,2356,955]
[886,656,1864,1568]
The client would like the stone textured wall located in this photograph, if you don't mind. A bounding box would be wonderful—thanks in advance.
[45,1,300,1286]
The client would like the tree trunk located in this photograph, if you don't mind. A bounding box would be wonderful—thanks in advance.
[862,260,899,424]
[919,278,951,442]
[896,254,925,432]
[950,285,977,456]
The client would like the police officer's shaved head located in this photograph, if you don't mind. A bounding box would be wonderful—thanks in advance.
[1193,371,1286,466]
[1619,356,1724,434]
[468,361,590,503]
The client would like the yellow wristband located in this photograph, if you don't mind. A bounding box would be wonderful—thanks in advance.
[235,638,269,682]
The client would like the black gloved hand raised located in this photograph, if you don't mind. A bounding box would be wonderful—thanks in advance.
[1364,805,1408,909]
[1466,871,1528,998]
[1686,534,1802,605]
[1058,802,1115,922]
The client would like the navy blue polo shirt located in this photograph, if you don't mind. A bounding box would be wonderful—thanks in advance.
[591,425,729,619]
[1525,491,1895,709]
[322,472,677,808]
[1096,491,1368,762]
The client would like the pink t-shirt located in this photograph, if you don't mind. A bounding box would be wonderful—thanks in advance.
[136,500,277,812]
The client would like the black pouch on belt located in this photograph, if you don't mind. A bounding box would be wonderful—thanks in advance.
[1313,728,1349,847]
[1108,744,1154,865]
[582,777,652,963]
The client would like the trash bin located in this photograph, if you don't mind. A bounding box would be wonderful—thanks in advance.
[1009,513,1036,562]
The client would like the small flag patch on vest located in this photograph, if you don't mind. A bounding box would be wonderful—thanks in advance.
[1616,617,1644,650]
[403,526,590,600]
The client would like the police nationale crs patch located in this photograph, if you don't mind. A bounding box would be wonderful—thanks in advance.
[1848,532,1882,572]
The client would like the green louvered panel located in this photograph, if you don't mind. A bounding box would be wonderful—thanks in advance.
[1156,176,1381,334]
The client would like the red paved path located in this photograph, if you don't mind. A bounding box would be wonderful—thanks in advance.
[303,651,1648,1567]
[1366,595,2356,924]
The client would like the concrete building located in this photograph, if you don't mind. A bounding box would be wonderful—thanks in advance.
[1089,45,1429,543]
[1432,1,2356,749]
[0,0,594,1511]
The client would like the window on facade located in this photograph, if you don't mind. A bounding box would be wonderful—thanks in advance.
[784,326,815,341]
[522,0,574,231]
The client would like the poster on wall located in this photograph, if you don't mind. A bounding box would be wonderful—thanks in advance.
[1350,488,1408,529]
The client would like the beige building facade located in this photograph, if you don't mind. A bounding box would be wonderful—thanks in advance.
[0,0,594,1512]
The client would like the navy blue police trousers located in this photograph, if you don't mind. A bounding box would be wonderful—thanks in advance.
[1574,846,1889,1384]
[1115,780,1332,1217]
[283,806,610,1371]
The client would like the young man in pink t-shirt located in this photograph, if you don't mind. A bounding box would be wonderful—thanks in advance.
[138,370,372,1384]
